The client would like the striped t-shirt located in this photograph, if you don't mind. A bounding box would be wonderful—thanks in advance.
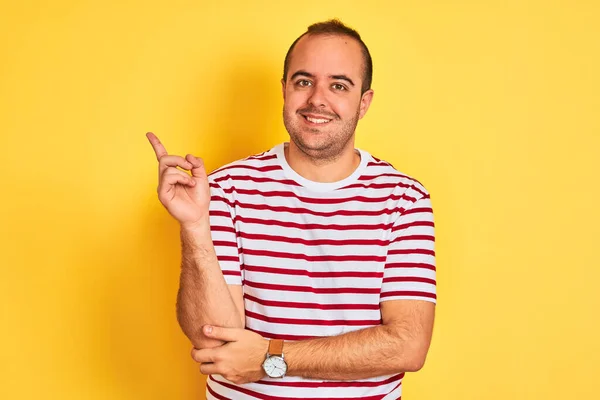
[206,142,437,400]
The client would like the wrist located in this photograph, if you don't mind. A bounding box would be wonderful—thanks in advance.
[179,220,214,253]
[281,340,297,375]
[180,219,211,236]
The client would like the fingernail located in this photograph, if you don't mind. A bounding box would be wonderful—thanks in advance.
[205,326,212,334]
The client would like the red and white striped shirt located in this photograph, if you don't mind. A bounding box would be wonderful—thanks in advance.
[206,142,436,400]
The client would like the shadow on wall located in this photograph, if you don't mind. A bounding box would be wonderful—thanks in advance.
[92,59,280,398]
[191,57,284,172]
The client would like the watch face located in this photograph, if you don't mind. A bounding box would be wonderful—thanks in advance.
[262,356,287,378]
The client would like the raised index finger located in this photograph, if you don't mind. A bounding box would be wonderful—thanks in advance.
[146,132,168,160]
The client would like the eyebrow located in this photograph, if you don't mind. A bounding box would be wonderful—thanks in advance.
[290,70,315,81]
[330,75,355,87]
[290,70,355,87]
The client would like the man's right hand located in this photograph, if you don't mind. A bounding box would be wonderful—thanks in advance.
[146,132,211,229]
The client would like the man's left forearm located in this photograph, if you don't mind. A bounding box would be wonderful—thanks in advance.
[284,322,430,381]
[192,301,435,384]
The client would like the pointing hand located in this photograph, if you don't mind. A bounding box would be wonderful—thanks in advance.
[146,132,211,229]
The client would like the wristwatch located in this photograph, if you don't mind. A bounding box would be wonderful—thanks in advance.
[262,339,288,378]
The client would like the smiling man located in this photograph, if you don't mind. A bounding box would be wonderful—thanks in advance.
[147,19,436,400]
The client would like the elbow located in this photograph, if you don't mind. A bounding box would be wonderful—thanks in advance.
[175,308,209,348]
[194,334,226,350]
[398,341,430,372]
[403,352,427,372]
[178,315,225,349]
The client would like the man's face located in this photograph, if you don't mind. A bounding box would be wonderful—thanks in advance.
[282,34,374,161]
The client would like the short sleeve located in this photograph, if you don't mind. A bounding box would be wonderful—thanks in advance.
[208,179,242,285]
[380,192,437,304]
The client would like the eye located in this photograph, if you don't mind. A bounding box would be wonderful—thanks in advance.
[296,79,312,87]
[332,83,347,91]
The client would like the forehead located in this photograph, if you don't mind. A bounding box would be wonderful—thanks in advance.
[288,34,363,81]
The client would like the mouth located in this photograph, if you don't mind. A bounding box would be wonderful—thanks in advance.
[301,114,334,126]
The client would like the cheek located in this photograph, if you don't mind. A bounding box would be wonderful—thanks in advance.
[331,98,356,118]
[284,91,306,109]
[284,98,305,118]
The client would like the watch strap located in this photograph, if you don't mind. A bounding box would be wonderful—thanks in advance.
[268,339,284,356]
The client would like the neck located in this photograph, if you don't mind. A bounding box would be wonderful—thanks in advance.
[284,141,361,183]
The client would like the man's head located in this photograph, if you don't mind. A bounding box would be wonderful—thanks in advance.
[281,19,375,162]
[283,20,373,95]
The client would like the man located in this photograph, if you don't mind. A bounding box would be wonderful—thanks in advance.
[147,19,436,400]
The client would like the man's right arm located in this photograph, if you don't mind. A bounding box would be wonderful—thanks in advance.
[145,132,244,350]
[177,221,245,349]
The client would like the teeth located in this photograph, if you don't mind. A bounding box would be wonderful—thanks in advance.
[306,116,330,124]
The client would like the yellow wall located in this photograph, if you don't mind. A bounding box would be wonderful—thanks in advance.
[1,1,598,399]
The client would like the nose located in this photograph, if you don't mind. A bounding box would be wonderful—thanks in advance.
[307,82,327,108]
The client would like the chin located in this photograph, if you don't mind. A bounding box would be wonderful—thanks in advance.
[294,137,340,160]
[292,131,327,148]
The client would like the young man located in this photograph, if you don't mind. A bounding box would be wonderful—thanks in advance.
[147,19,436,400]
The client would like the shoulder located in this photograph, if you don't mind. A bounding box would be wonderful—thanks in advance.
[360,152,430,200]
[207,147,283,186]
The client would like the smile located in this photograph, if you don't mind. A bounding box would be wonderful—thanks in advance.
[303,115,332,125]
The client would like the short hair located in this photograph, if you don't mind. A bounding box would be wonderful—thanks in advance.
[283,19,373,94]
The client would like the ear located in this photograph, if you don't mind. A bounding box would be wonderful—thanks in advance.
[358,89,374,120]
[281,79,286,100]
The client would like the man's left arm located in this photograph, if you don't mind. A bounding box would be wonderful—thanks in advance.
[283,299,435,380]
[193,299,434,382]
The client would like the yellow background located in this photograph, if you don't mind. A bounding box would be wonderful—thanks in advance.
[1,0,598,399]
